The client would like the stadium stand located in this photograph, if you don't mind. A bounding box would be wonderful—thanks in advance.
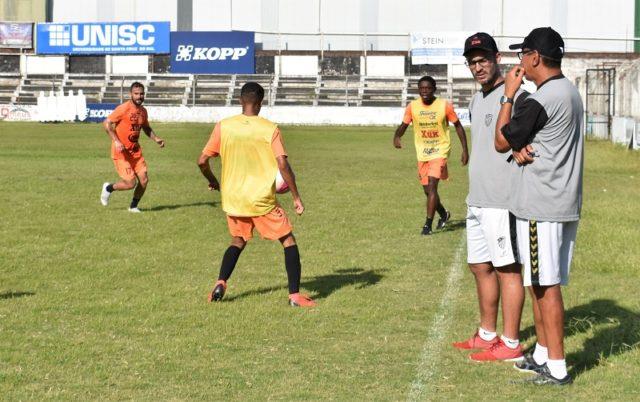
[0,73,20,104]
[2,73,482,109]
[191,74,233,106]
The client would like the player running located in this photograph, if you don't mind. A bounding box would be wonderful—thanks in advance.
[197,82,316,308]
[100,82,165,212]
[393,76,469,235]
[452,32,525,362]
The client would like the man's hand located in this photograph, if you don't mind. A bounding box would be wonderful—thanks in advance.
[393,136,402,149]
[461,149,469,166]
[293,197,304,215]
[114,140,125,153]
[208,177,220,191]
[504,66,525,98]
[512,144,536,166]
[155,137,165,148]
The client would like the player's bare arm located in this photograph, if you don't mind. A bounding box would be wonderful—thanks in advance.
[453,120,469,165]
[103,118,124,153]
[197,153,220,191]
[277,155,304,215]
[393,122,409,148]
[142,125,165,148]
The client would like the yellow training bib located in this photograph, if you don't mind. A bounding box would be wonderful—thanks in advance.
[219,114,278,217]
[410,98,451,161]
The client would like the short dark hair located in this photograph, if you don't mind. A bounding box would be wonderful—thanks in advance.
[418,76,436,88]
[240,82,265,103]
[130,82,145,91]
[541,55,561,69]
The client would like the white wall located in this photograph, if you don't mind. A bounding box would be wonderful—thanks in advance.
[53,0,178,29]
[109,55,149,74]
[53,0,637,53]
[24,56,66,75]
[361,56,405,76]
[275,56,318,75]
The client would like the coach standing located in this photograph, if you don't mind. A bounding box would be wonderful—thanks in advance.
[495,27,584,385]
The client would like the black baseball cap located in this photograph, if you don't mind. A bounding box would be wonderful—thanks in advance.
[463,32,499,56]
[509,27,565,60]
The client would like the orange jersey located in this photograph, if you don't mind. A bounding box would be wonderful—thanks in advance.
[202,122,287,158]
[107,101,150,159]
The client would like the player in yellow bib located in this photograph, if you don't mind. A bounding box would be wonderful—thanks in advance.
[197,82,316,307]
[393,76,469,235]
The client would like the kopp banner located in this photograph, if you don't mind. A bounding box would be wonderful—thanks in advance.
[170,31,254,74]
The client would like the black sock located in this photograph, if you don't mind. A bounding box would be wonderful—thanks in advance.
[218,246,243,281]
[436,204,447,217]
[130,198,140,208]
[284,245,301,294]
[425,217,434,229]
[106,184,115,193]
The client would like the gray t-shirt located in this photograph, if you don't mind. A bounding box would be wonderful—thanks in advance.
[467,82,525,209]
[502,75,584,222]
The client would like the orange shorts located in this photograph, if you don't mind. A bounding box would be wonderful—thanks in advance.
[113,156,147,181]
[418,158,448,184]
[226,206,293,241]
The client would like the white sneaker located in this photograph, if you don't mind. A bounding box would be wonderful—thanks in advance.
[100,183,111,206]
[128,207,142,213]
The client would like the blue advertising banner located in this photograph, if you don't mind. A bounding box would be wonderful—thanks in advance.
[36,22,170,54]
[0,22,33,48]
[84,103,117,122]
[170,31,254,74]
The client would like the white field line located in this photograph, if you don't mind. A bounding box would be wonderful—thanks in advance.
[407,235,466,402]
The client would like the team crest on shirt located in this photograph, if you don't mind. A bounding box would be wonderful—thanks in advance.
[485,113,493,127]
[497,236,505,249]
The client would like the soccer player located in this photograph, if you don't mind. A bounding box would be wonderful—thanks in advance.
[100,82,165,212]
[393,76,469,235]
[452,33,526,362]
[197,82,316,308]
[496,27,583,385]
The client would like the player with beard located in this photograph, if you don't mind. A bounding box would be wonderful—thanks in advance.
[100,82,165,212]
[452,33,526,363]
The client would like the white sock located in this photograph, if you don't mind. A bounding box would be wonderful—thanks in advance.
[546,359,568,379]
[478,327,497,341]
[500,335,520,349]
[532,343,548,365]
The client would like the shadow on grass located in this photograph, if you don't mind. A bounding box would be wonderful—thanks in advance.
[224,267,385,302]
[439,219,465,233]
[145,201,216,212]
[520,299,640,377]
[0,291,35,300]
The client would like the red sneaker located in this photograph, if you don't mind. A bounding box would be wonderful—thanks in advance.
[452,332,499,350]
[288,293,317,307]
[208,280,227,302]
[469,339,524,362]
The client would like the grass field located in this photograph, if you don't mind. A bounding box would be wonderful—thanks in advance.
[0,121,639,400]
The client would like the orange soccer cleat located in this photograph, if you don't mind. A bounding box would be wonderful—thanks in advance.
[288,293,317,307]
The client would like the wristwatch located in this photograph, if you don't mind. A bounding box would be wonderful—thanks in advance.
[500,95,514,105]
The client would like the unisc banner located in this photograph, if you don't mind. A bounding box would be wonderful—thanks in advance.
[170,31,254,74]
[36,22,170,54]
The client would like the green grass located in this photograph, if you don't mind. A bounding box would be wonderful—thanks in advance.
[0,122,638,400]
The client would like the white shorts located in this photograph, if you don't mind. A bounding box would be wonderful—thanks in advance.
[515,218,578,287]
[466,206,518,268]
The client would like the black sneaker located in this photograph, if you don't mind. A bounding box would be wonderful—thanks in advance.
[208,280,227,302]
[436,210,451,229]
[421,225,433,236]
[514,353,546,374]
[512,365,573,386]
